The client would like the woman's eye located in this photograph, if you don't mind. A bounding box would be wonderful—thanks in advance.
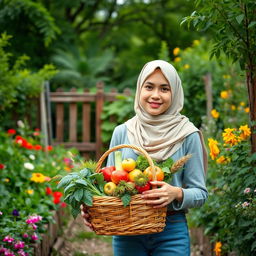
[161,87,170,92]
[145,85,153,90]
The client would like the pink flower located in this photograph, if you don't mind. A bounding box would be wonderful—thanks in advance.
[23,233,29,239]
[31,233,38,241]
[14,241,25,249]
[17,249,28,256]
[3,236,14,243]
[244,187,251,194]
[32,224,37,230]
[0,211,3,215]
[242,202,250,208]
[26,215,42,224]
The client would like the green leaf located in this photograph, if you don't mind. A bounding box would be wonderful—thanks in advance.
[63,183,76,194]
[248,21,256,28]
[79,168,90,177]
[236,14,244,24]
[83,190,93,206]
[121,194,131,207]
[57,175,72,189]
[71,207,80,219]
[75,179,87,186]
[74,188,84,201]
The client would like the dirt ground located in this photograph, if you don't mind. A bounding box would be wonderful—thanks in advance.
[55,215,113,256]
[54,215,202,256]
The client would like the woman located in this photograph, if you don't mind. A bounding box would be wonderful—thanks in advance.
[82,60,208,256]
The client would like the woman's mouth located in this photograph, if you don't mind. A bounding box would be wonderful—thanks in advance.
[149,102,162,108]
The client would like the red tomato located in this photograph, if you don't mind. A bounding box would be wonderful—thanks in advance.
[111,170,129,184]
[100,166,116,181]
[135,182,151,193]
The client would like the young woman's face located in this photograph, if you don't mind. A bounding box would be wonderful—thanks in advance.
[139,69,172,115]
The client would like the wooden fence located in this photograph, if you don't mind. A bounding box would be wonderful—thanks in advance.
[49,82,131,160]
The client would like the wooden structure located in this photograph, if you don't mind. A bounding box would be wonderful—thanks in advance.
[49,82,131,160]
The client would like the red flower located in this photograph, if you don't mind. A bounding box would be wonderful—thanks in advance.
[33,132,40,136]
[45,187,52,195]
[34,128,40,131]
[25,143,33,150]
[60,202,67,208]
[7,129,16,135]
[0,163,5,169]
[53,191,63,198]
[33,144,42,151]
[53,197,61,204]
[45,145,53,151]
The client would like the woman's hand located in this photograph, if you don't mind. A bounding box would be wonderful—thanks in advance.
[141,181,183,208]
[80,204,94,230]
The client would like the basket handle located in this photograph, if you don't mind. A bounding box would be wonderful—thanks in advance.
[95,144,157,182]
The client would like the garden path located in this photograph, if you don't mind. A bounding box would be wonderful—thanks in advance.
[53,215,202,256]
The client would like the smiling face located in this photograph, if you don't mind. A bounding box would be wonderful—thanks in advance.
[139,68,172,116]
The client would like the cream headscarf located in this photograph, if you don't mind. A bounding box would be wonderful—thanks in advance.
[125,60,207,172]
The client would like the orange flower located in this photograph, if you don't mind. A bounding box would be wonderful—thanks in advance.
[214,241,222,256]
[208,138,220,160]
[173,47,180,56]
[211,109,220,119]
[216,156,230,164]
[220,90,229,99]
[239,125,251,140]
[222,128,241,146]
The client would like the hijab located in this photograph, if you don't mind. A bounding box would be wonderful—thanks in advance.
[125,60,207,172]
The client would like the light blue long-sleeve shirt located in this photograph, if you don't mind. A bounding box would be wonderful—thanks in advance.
[106,124,208,211]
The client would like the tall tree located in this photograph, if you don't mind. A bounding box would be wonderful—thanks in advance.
[182,0,256,153]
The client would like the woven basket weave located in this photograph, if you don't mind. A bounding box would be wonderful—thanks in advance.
[87,144,167,236]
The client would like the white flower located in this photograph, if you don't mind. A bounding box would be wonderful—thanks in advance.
[29,155,35,160]
[244,187,251,194]
[24,162,34,170]
[52,161,56,167]
[17,120,25,128]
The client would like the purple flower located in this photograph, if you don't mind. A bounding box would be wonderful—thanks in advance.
[12,209,19,216]
[0,211,3,215]
[244,187,251,194]
[3,236,14,243]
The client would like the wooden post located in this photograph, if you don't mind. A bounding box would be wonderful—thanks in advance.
[203,73,213,119]
[69,88,77,142]
[56,88,64,142]
[96,82,104,160]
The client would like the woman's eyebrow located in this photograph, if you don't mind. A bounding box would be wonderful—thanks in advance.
[144,81,169,87]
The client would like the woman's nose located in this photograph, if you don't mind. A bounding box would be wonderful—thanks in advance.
[151,89,160,99]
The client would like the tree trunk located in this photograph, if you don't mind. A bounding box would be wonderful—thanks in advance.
[246,67,256,154]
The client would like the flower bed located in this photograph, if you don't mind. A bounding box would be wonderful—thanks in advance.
[0,121,80,255]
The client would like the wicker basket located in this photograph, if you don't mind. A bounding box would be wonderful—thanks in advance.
[87,144,167,236]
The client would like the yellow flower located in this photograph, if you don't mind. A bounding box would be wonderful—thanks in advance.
[30,173,46,183]
[174,57,181,62]
[216,156,230,164]
[173,47,180,56]
[214,241,222,256]
[211,109,220,119]
[231,105,236,111]
[240,101,245,106]
[193,40,200,46]
[183,64,190,69]
[239,125,251,140]
[222,128,241,146]
[223,74,231,79]
[244,107,250,113]
[220,90,229,99]
[26,189,34,195]
[4,178,10,182]
[208,138,220,160]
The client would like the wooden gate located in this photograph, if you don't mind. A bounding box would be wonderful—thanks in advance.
[49,82,131,160]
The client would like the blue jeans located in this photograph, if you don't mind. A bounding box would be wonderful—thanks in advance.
[112,213,190,256]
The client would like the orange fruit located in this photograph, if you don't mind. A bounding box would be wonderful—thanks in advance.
[144,166,164,181]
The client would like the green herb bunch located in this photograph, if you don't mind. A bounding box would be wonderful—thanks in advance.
[57,168,106,218]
